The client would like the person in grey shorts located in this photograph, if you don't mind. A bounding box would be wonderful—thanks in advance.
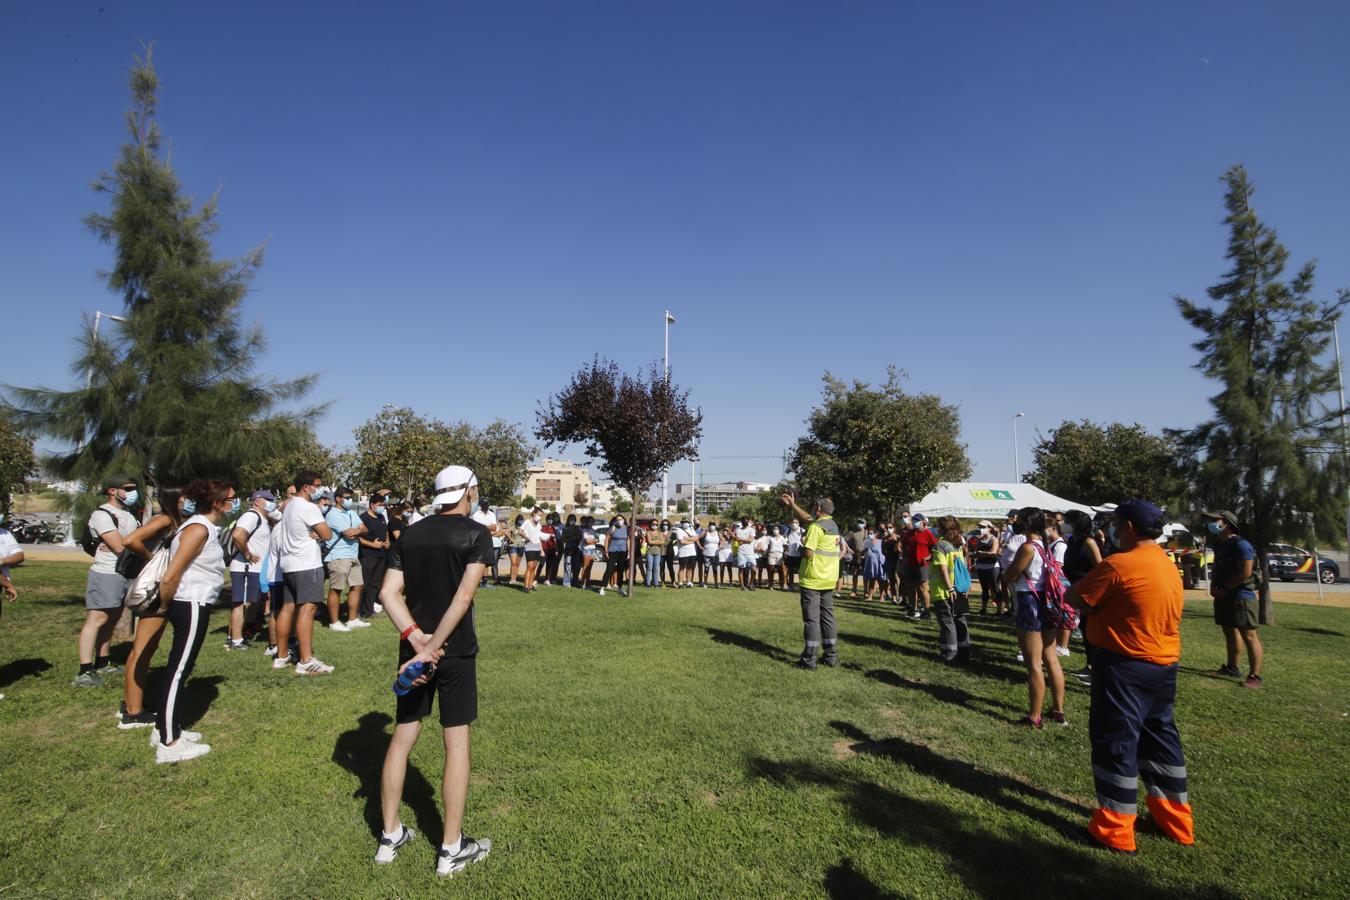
[75,474,141,687]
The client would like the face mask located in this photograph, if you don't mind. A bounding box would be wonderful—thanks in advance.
[228,497,241,514]
[342,498,354,510]
[268,508,282,522]
[661,524,669,530]
[534,516,542,524]
[615,519,623,526]
[121,489,140,508]
[1206,521,1223,535]
[181,499,197,515]
[264,500,277,514]
[1062,524,1074,536]
[1108,524,1119,545]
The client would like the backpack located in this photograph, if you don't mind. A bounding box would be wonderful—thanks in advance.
[124,524,188,614]
[81,507,116,557]
[951,551,972,594]
[222,509,265,565]
[1032,540,1069,626]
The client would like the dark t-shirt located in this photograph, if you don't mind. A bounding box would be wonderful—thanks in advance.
[388,514,494,657]
[360,512,388,556]
[1211,535,1257,599]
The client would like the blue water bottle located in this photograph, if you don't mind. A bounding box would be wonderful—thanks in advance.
[393,660,429,696]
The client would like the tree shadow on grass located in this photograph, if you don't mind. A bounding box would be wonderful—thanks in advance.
[1288,626,1345,637]
[333,711,442,842]
[705,628,795,664]
[834,599,912,622]
[176,674,223,729]
[749,739,1236,899]
[845,666,1020,724]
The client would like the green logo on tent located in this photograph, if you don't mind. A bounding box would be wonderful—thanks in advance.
[972,489,1016,501]
[991,490,1014,500]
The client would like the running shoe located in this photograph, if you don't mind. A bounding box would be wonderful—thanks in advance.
[155,737,211,765]
[95,663,124,676]
[272,654,295,670]
[1015,716,1043,729]
[264,644,279,658]
[149,728,202,747]
[328,621,350,632]
[224,639,252,651]
[295,657,335,676]
[72,671,102,687]
[597,588,606,596]
[436,836,491,877]
[1243,674,1263,689]
[117,706,155,730]
[1016,653,1025,663]
[1055,646,1071,657]
[374,603,385,613]
[346,619,372,629]
[1214,664,1241,678]
[1046,710,1069,727]
[375,824,416,864]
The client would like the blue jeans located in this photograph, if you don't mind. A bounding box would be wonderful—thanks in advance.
[646,552,663,585]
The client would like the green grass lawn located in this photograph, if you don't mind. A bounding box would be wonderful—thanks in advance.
[1,561,1347,898]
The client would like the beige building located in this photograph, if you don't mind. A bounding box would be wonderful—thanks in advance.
[519,459,595,508]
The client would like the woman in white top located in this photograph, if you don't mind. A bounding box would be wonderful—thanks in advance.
[520,508,545,593]
[699,525,721,588]
[1000,507,1067,728]
[674,522,698,587]
[152,479,235,764]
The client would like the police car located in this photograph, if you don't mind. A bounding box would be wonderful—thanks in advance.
[1266,543,1339,584]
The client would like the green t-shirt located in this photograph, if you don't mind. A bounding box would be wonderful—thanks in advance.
[798,516,842,590]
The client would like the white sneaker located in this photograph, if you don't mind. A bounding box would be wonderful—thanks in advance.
[295,657,335,676]
[1016,652,1025,662]
[156,737,211,764]
[374,824,416,864]
[329,622,350,632]
[149,728,202,748]
[347,618,372,629]
[373,603,384,614]
[597,588,606,596]
[436,835,491,877]
[264,644,278,658]
[272,655,294,670]
[1055,645,1071,657]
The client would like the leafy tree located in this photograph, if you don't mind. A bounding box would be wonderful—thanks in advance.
[0,415,36,514]
[788,369,970,523]
[351,406,533,504]
[5,48,320,508]
[675,499,690,514]
[521,494,538,510]
[1027,420,1183,508]
[238,423,334,494]
[1174,165,1349,623]
[537,357,702,593]
[614,498,633,513]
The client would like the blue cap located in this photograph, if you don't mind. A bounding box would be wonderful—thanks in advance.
[1114,499,1164,530]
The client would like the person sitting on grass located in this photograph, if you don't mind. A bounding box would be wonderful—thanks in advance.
[1065,500,1193,856]
[376,465,493,876]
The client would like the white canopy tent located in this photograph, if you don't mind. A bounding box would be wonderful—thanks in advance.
[910,482,1093,520]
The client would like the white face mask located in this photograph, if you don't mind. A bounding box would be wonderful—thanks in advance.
[1063,524,1074,536]
[533,515,541,523]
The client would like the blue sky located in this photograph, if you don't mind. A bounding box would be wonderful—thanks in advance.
[4,1,1349,489]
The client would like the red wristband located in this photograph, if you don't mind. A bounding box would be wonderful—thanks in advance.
[400,625,417,640]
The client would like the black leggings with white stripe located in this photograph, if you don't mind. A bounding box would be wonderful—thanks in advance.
[156,601,212,746]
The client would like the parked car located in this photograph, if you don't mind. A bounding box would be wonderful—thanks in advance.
[1266,543,1339,584]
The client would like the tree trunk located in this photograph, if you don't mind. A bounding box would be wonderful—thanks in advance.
[1257,552,1275,626]
[628,484,642,594]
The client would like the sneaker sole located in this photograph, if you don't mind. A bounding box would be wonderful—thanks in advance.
[117,719,154,730]
[437,848,490,877]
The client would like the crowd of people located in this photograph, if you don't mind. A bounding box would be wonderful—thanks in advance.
[0,465,1278,867]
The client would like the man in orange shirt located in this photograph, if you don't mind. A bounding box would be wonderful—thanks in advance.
[1066,499,1194,856]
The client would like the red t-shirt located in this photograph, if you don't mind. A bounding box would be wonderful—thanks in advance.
[905,528,937,566]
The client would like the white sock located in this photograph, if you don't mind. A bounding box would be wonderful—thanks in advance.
[383,825,403,842]
[443,835,462,855]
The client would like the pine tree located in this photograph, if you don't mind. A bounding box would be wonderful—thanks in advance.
[6,47,320,502]
[1175,165,1348,623]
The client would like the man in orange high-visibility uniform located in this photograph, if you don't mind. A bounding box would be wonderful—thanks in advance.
[1066,499,1194,855]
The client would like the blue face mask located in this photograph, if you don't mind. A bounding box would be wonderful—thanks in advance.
[342,498,354,511]
[228,498,241,514]
[1206,521,1224,535]
[264,500,277,514]
[181,499,197,515]
[121,489,140,508]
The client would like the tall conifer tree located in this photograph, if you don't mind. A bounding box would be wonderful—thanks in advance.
[6,48,320,498]
[1175,166,1348,623]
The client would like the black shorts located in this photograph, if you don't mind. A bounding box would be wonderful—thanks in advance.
[282,567,325,605]
[396,653,478,727]
[525,549,542,563]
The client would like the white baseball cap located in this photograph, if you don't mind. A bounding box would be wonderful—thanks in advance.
[431,465,477,508]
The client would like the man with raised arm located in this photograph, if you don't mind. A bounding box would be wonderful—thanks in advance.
[780,491,843,670]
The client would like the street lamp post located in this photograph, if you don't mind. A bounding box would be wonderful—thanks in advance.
[1012,412,1025,483]
[662,311,676,518]
[87,310,128,388]
[1335,322,1350,557]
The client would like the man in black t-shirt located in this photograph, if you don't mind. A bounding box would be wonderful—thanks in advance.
[375,465,494,877]
[358,494,391,618]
